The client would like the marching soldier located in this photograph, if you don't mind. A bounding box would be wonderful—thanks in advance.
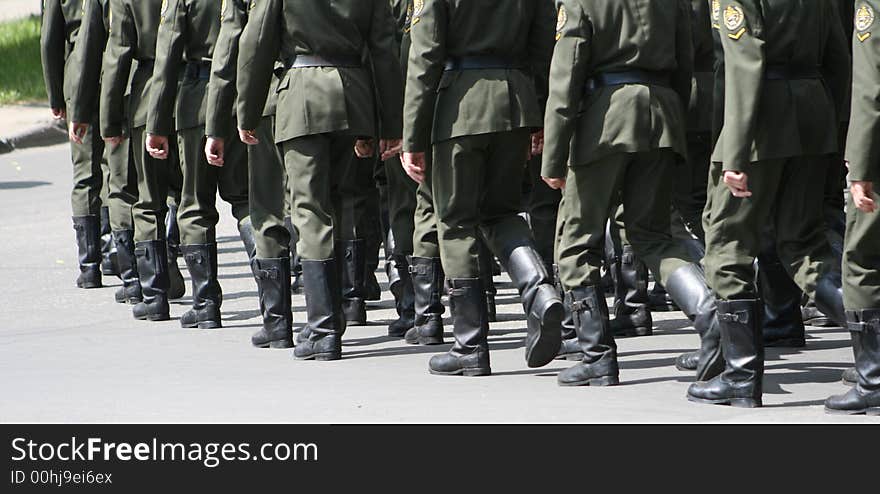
[145,0,255,330]
[204,0,293,348]
[543,0,726,387]
[403,0,563,376]
[688,0,849,408]
[236,0,403,361]
[826,0,880,415]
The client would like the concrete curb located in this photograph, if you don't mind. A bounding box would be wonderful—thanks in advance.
[0,118,68,154]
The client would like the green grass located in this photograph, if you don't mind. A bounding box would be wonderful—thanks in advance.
[0,15,46,105]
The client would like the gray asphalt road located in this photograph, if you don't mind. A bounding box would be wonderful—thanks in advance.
[0,144,871,423]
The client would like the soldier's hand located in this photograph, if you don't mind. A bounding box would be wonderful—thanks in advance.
[146,134,170,160]
[50,108,66,121]
[402,152,426,184]
[355,139,375,158]
[379,139,402,161]
[69,122,89,144]
[205,137,225,167]
[103,136,124,147]
[238,128,259,145]
[530,130,544,157]
[723,171,752,198]
[543,177,565,190]
[851,181,878,213]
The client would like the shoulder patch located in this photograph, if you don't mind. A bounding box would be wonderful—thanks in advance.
[404,2,413,32]
[556,5,567,41]
[711,0,721,29]
[723,4,746,40]
[856,4,874,42]
[412,0,423,27]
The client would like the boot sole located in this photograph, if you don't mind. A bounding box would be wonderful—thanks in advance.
[525,302,564,368]
[615,326,653,338]
[254,339,294,349]
[558,375,619,387]
[77,282,102,289]
[822,407,879,416]
[687,395,762,408]
[134,313,170,322]
[180,321,222,329]
[429,368,491,377]
[294,352,341,361]
[675,362,698,372]
[841,378,856,387]
[405,336,445,346]
[805,317,833,327]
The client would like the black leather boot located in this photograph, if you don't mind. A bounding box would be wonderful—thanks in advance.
[687,299,763,408]
[99,206,119,277]
[842,324,862,386]
[364,226,382,302]
[113,230,143,304]
[285,216,303,293]
[405,257,445,345]
[665,264,724,381]
[429,278,490,376]
[238,217,257,261]
[825,310,880,415]
[478,238,498,322]
[179,244,222,329]
[132,240,171,321]
[72,215,103,289]
[502,245,564,368]
[811,270,846,327]
[251,257,294,349]
[757,254,806,347]
[388,255,416,337]
[337,240,367,325]
[649,283,679,312]
[166,206,186,300]
[554,266,582,361]
[610,245,652,337]
[557,285,619,387]
[294,258,346,361]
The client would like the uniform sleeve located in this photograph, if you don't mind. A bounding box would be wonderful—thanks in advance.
[41,0,67,110]
[845,1,880,182]
[673,0,695,111]
[528,0,557,114]
[205,0,247,139]
[369,0,404,139]
[146,0,186,137]
[541,0,591,179]
[717,0,764,172]
[235,0,282,133]
[100,0,134,138]
[68,0,108,124]
[822,1,852,126]
[402,0,447,153]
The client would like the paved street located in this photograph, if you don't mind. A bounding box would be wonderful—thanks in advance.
[0,143,872,423]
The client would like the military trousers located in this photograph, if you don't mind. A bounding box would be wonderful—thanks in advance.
[104,133,139,231]
[843,194,880,311]
[704,154,836,301]
[527,154,562,270]
[385,153,418,256]
[678,131,712,241]
[249,116,289,258]
[339,155,377,241]
[281,132,356,260]
[431,129,535,279]
[69,120,106,217]
[176,125,249,245]
[413,152,441,258]
[556,149,694,292]
[132,125,178,242]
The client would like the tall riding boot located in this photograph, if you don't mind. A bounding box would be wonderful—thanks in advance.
[294,258,346,361]
[364,218,383,302]
[338,240,367,325]
[554,265,582,361]
[478,237,498,322]
[99,206,119,277]
[385,229,402,294]
[72,215,103,289]
[166,206,186,299]
[251,257,294,349]
[687,299,763,408]
[238,218,257,262]
[429,278,490,376]
[811,270,846,327]
[666,264,724,381]
[825,310,880,415]
[285,216,303,293]
[501,245,564,368]
[179,244,223,329]
[388,255,416,337]
[405,257,446,345]
[557,285,619,386]
[649,282,679,312]
[113,230,143,304]
[132,240,171,321]
[842,325,863,386]
[610,245,653,337]
[757,254,806,347]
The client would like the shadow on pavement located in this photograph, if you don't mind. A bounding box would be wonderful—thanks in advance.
[0,180,51,190]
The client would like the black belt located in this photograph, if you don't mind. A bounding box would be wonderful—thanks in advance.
[286,55,362,69]
[184,61,212,81]
[443,56,523,71]
[764,65,822,81]
[585,70,671,94]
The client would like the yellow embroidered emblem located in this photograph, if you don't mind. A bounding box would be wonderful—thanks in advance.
[856,4,874,42]
[556,6,567,41]
[161,0,169,15]
[412,0,423,27]
[221,0,227,20]
[711,0,721,29]
[724,4,746,39]
[404,2,413,32]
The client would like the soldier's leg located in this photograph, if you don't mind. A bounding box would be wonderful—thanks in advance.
[69,121,106,289]
[286,133,353,361]
[106,135,142,304]
[678,132,711,242]
[130,126,171,321]
[757,228,806,348]
[176,126,223,329]
[555,153,626,387]
[165,141,186,300]
[335,155,373,326]
[362,161,383,302]
[385,154,418,338]
[215,124,255,260]
[98,143,118,278]
[608,206,654,336]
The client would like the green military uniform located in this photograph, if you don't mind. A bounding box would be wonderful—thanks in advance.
[205,0,292,347]
[41,0,112,288]
[146,0,253,330]
[404,0,563,376]
[236,0,403,361]
[827,0,880,415]
[690,0,850,408]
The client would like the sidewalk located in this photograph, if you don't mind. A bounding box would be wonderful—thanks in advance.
[0,104,66,154]
[0,0,40,23]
